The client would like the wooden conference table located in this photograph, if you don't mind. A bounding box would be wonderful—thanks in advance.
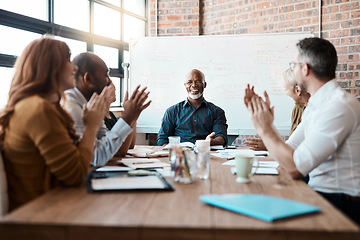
[0,145,359,240]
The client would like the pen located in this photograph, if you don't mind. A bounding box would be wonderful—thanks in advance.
[131,162,155,164]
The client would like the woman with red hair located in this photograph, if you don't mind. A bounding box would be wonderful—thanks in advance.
[0,37,108,211]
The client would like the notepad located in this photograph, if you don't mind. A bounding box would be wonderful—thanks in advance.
[230,166,279,175]
[200,194,320,222]
[92,175,165,190]
[210,145,225,151]
[118,158,170,169]
[223,160,279,168]
[213,149,269,159]
[96,166,134,172]
[127,150,169,158]
[87,170,174,192]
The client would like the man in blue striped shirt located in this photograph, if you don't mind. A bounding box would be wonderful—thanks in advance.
[157,69,228,146]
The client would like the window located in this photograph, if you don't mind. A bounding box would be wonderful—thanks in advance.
[94,3,121,40]
[110,77,121,107]
[124,14,146,42]
[104,0,121,7]
[0,0,147,108]
[0,0,47,21]
[0,25,41,56]
[54,0,89,32]
[94,45,121,106]
[123,50,130,63]
[124,0,146,17]
[55,36,87,60]
[0,67,15,111]
[94,45,119,69]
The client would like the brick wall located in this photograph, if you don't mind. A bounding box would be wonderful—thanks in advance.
[203,1,319,34]
[149,0,202,36]
[147,0,360,145]
[149,0,360,96]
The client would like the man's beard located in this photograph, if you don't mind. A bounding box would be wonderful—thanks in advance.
[188,92,203,100]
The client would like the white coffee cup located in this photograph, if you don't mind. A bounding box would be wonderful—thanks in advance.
[235,154,258,183]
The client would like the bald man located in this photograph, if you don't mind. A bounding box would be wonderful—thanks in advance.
[157,69,228,146]
[64,52,150,167]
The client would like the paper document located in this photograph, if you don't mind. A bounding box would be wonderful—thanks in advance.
[91,175,166,190]
[231,167,279,175]
[210,145,225,151]
[257,161,279,168]
[119,158,170,169]
[213,149,268,159]
[223,160,279,168]
[127,150,169,158]
[96,166,134,171]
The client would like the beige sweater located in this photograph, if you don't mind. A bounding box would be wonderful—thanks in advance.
[290,103,306,136]
[3,95,92,211]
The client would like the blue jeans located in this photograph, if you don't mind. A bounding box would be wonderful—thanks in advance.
[317,191,360,225]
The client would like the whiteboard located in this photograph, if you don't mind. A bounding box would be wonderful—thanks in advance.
[129,32,313,135]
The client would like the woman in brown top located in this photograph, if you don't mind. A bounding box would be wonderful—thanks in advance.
[0,37,109,211]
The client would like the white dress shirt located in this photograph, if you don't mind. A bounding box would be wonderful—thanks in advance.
[64,88,132,167]
[286,80,360,196]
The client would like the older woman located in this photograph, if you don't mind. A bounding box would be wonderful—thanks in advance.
[283,68,311,135]
[244,68,310,150]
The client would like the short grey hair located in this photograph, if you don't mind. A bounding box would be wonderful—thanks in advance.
[296,37,337,81]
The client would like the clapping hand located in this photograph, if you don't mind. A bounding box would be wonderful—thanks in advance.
[121,85,151,125]
[244,136,267,151]
[102,82,116,118]
[244,84,274,136]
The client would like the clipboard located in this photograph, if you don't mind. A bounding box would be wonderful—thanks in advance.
[200,194,320,222]
[87,170,174,192]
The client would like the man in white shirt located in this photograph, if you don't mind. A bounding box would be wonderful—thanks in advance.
[64,52,150,167]
[244,37,360,225]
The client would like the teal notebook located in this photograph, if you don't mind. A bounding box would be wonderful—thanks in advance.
[200,194,320,222]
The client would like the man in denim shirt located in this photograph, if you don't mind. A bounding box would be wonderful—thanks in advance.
[157,69,228,146]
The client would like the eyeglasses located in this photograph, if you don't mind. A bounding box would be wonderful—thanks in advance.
[185,80,204,86]
[289,61,303,71]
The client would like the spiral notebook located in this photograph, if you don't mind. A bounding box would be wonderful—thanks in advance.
[200,194,320,222]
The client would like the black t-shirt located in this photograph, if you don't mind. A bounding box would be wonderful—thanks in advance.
[104,111,117,130]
